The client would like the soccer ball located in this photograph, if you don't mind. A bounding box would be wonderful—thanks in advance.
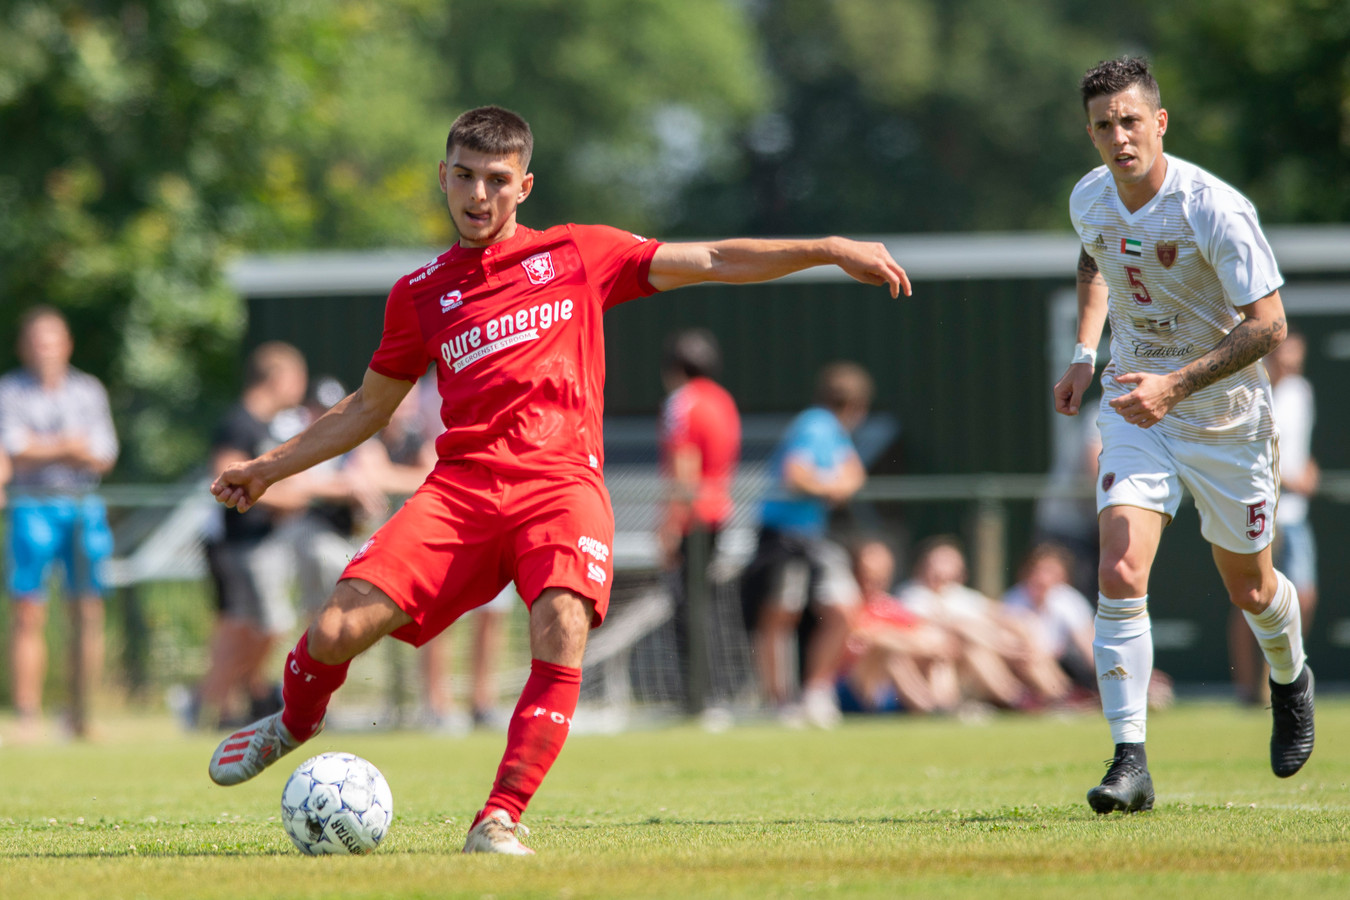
[280,752,394,856]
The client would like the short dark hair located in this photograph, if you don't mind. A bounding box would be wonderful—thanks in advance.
[662,328,722,380]
[446,105,534,171]
[814,361,873,414]
[1080,56,1161,113]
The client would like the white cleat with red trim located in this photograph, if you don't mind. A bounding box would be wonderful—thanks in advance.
[462,808,534,855]
[208,712,316,786]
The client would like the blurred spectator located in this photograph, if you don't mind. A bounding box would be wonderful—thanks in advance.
[898,536,1071,710]
[1001,543,1098,694]
[1229,330,1319,705]
[285,376,390,619]
[657,328,741,707]
[1034,412,1102,598]
[1,306,118,741]
[838,538,961,715]
[195,342,311,729]
[0,447,10,508]
[741,362,871,728]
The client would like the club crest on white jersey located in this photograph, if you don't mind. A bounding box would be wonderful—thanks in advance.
[522,252,556,285]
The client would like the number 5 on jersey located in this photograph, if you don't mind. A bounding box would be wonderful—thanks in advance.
[1125,265,1154,305]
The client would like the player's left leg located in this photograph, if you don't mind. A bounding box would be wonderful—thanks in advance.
[1212,543,1313,776]
[1187,432,1313,777]
[465,474,614,854]
[466,587,591,855]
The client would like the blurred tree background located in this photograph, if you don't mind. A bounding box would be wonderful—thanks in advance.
[1,0,1347,480]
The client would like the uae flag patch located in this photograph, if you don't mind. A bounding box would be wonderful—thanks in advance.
[1120,238,1143,256]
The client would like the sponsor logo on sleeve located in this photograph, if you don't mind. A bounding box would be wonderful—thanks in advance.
[410,261,443,284]
[522,252,556,285]
[440,290,463,312]
[1101,472,1116,492]
[577,536,610,562]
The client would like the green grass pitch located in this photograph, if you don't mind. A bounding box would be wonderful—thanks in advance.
[2,701,1348,899]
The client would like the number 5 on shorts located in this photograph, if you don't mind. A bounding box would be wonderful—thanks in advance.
[1246,501,1267,540]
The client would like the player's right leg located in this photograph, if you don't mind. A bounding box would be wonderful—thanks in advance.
[1088,504,1166,814]
[208,578,411,785]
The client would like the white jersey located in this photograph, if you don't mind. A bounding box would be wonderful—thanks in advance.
[1070,154,1283,444]
[1272,373,1314,524]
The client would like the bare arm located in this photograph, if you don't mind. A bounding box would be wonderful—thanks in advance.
[1111,290,1287,428]
[782,452,866,506]
[1174,290,1287,396]
[648,236,911,298]
[1052,247,1110,416]
[211,368,413,513]
[9,435,115,475]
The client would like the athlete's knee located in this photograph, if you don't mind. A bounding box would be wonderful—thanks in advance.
[307,582,385,664]
[529,588,594,665]
[1098,552,1149,598]
[1226,579,1272,615]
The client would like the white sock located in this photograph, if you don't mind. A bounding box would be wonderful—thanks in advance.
[1243,570,1306,685]
[1094,594,1152,745]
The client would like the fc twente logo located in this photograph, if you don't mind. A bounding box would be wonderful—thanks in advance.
[522,252,556,285]
[1156,241,1178,268]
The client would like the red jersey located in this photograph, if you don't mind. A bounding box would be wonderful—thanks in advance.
[660,377,741,530]
[370,224,661,477]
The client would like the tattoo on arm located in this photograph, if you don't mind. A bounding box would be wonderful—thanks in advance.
[1175,314,1286,397]
[1077,247,1105,286]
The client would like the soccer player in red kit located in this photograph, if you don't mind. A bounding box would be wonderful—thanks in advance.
[208,106,910,854]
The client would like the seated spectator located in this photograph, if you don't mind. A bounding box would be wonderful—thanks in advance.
[838,539,961,714]
[898,536,1071,710]
[1001,543,1098,694]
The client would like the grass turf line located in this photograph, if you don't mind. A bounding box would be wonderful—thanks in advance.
[1,700,1347,899]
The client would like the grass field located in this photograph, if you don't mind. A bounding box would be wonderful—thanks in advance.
[2,700,1348,899]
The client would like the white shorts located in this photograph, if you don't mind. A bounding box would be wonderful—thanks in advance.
[1095,408,1278,555]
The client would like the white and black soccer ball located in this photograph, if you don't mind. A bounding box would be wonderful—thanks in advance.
[280,752,394,856]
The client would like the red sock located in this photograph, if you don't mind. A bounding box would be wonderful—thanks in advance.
[481,659,583,823]
[280,631,349,740]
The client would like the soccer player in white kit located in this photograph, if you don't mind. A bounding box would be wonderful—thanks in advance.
[1052,57,1314,814]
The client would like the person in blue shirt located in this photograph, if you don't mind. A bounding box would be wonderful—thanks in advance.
[741,362,872,728]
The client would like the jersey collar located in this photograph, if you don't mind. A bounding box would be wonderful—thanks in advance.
[448,225,539,263]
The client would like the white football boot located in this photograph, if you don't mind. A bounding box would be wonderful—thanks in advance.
[462,808,534,855]
[208,711,317,786]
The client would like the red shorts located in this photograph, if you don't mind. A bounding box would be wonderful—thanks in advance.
[341,460,615,647]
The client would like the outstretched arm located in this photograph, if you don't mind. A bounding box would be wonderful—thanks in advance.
[648,236,911,298]
[1110,290,1286,428]
[211,367,414,513]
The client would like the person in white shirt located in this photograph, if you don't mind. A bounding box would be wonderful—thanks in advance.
[1228,330,1319,705]
[1053,56,1314,815]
